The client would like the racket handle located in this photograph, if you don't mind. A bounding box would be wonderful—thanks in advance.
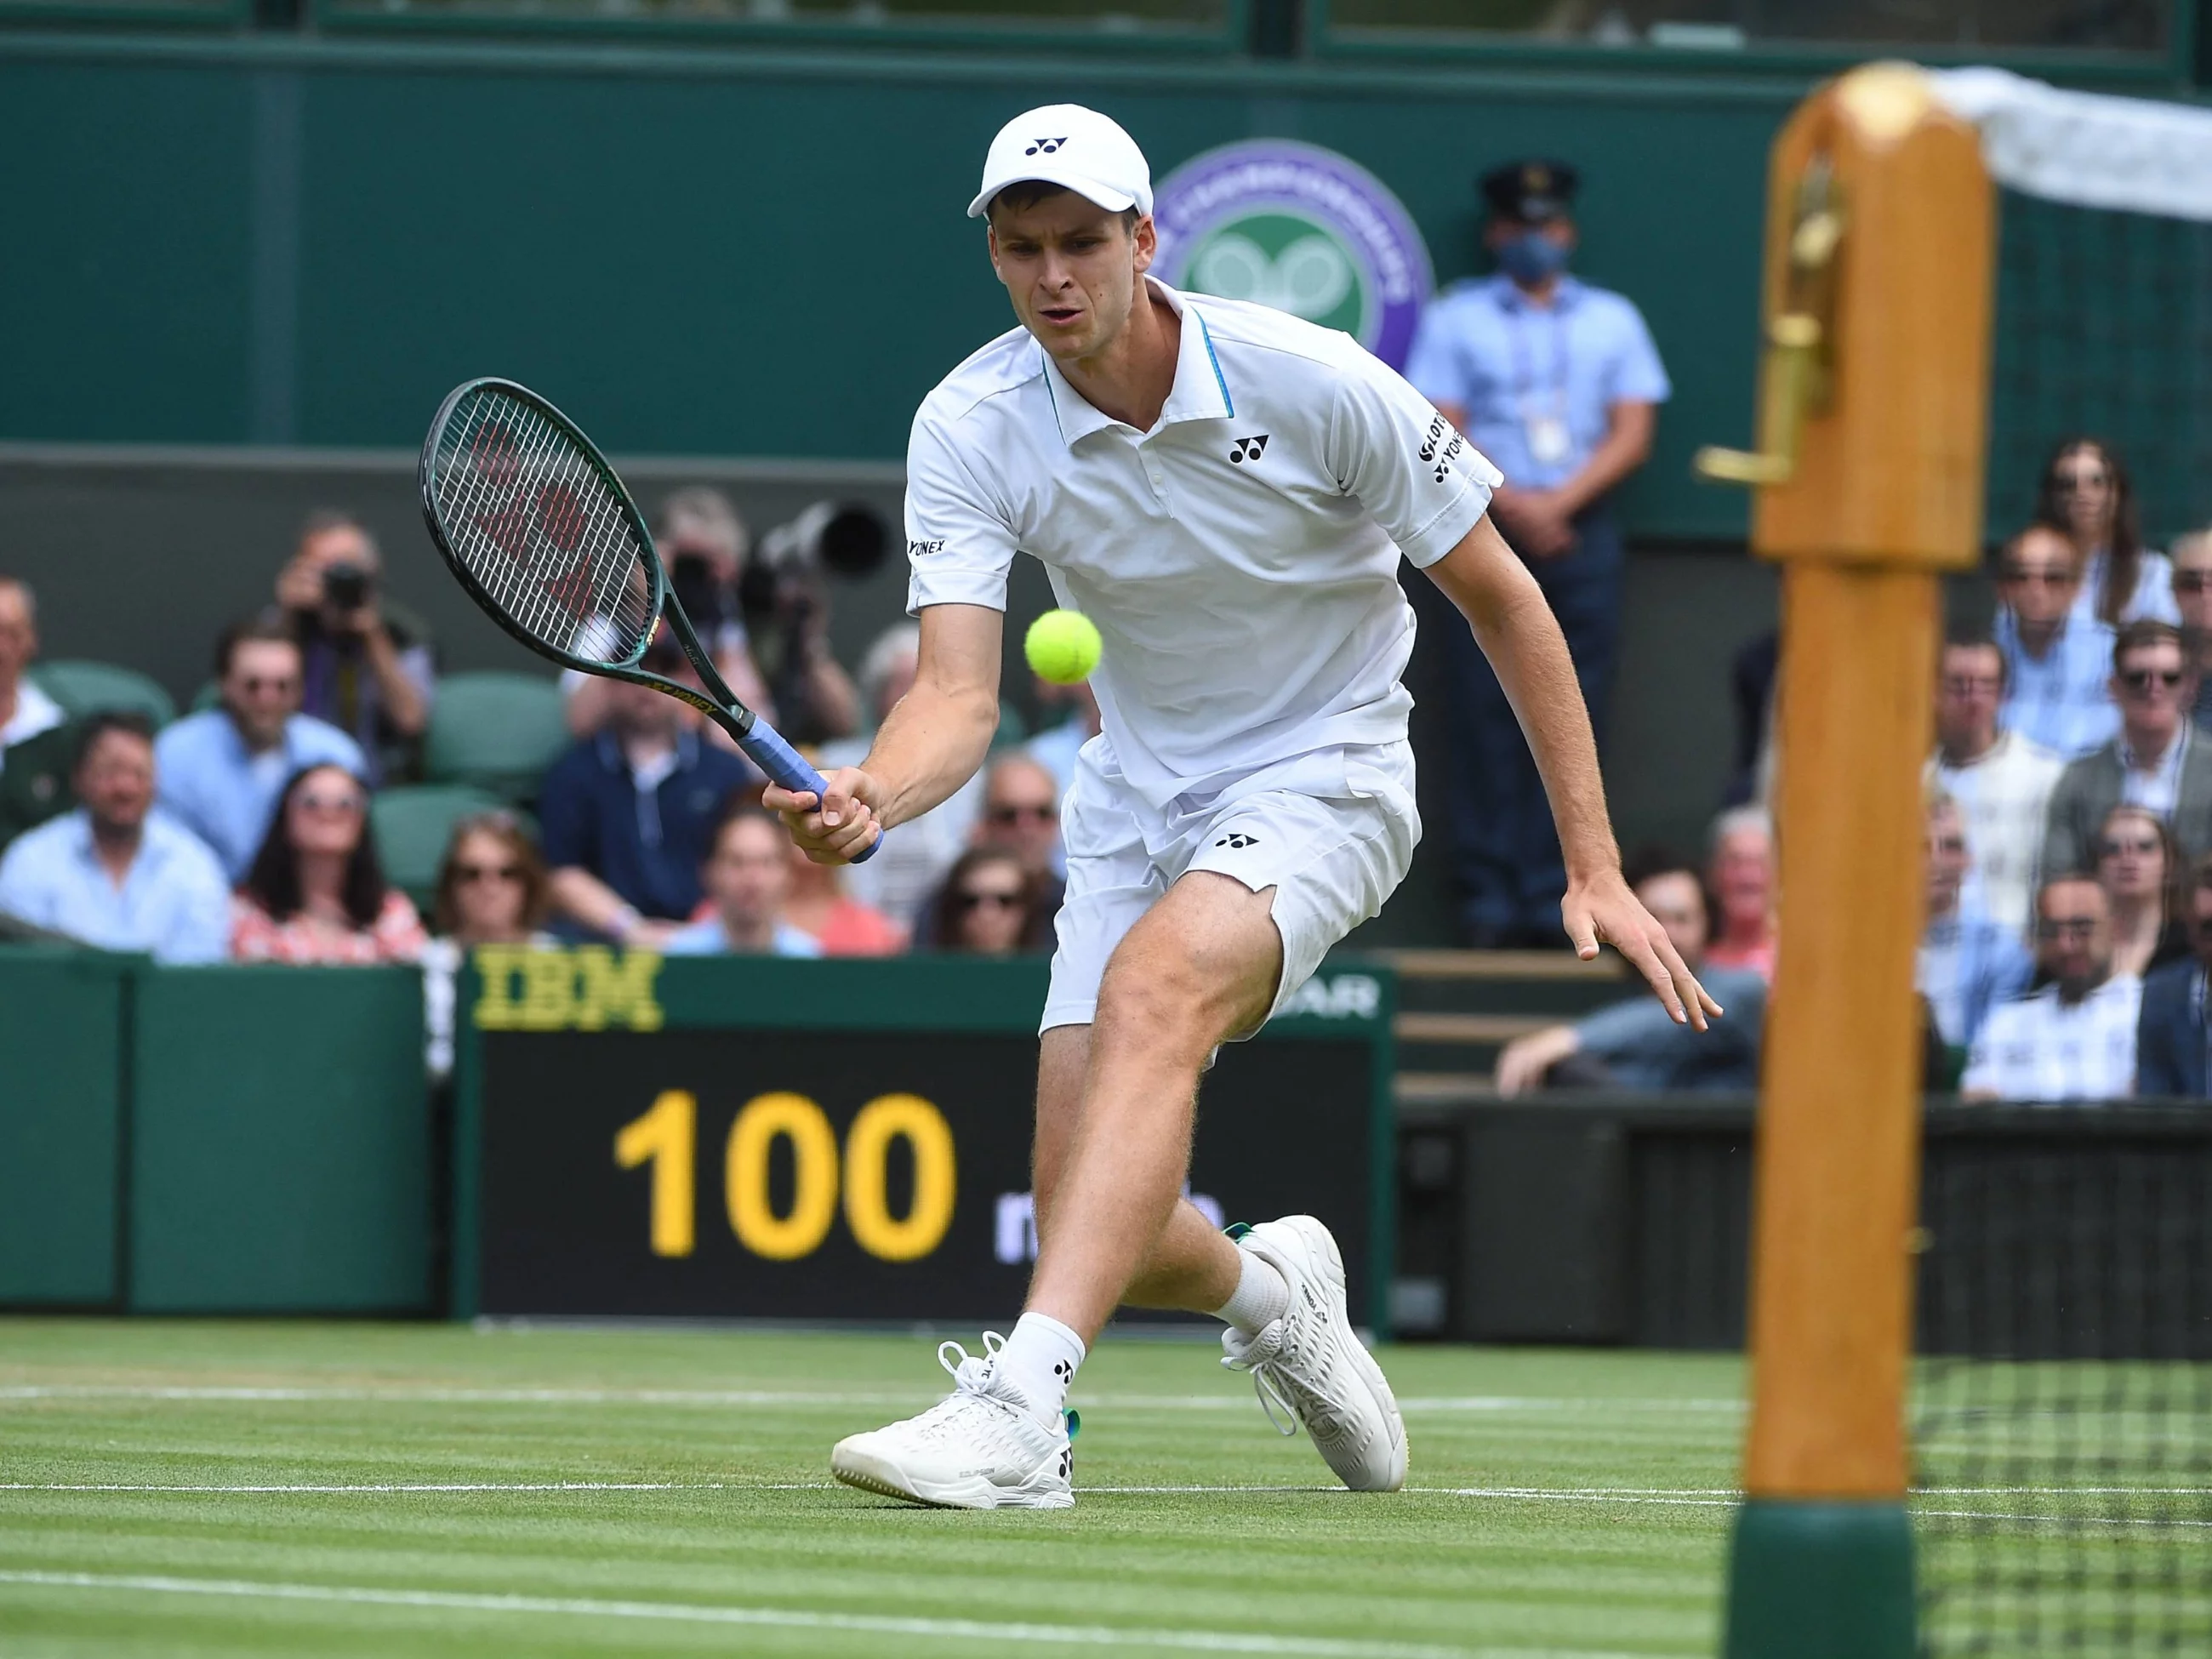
[744,721,881,865]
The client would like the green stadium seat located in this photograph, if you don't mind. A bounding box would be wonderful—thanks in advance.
[189,679,221,715]
[422,671,569,805]
[369,783,514,914]
[32,660,177,729]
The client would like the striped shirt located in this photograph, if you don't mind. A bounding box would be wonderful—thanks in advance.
[1963,974,2142,1102]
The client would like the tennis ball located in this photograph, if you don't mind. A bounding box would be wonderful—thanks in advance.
[1024,609,1102,685]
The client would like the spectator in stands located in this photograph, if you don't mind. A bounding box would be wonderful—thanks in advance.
[2168,529,2212,727]
[566,488,776,739]
[1493,848,1764,1095]
[1916,791,2031,1055]
[0,712,228,962]
[274,512,434,785]
[1996,524,2120,760]
[2034,438,2175,629]
[926,846,1047,957]
[1924,629,2063,942]
[1702,806,1776,979]
[817,622,983,923]
[231,762,426,964]
[421,812,555,1080]
[915,755,1066,949]
[782,831,904,956]
[1963,875,2140,1102]
[0,577,63,761]
[0,577,73,848]
[2135,853,2212,1097]
[539,633,755,946]
[155,618,367,881]
[1405,158,1668,949]
[1026,674,1100,805]
[664,804,821,957]
[2093,805,2189,981]
[2041,620,2212,875]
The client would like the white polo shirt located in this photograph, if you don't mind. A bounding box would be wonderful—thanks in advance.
[905,280,1501,809]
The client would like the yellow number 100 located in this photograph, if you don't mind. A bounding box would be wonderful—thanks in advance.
[614,1090,956,1263]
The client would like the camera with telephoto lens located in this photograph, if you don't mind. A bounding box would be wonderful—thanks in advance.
[321,562,370,613]
[737,501,887,618]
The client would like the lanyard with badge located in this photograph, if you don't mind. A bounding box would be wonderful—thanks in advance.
[1511,304,1573,470]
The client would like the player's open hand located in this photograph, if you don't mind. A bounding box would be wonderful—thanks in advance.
[766,767,882,865]
[1560,871,1724,1032]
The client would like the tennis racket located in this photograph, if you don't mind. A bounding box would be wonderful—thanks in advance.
[419,377,877,860]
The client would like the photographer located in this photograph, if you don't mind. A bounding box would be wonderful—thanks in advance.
[274,512,435,785]
[740,500,866,745]
[565,488,775,741]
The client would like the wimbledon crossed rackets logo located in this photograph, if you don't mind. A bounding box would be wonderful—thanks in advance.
[1151,140,1433,371]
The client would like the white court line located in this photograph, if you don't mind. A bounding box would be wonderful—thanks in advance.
[0,1570,1645,1659]
[0,1383,1740,1413]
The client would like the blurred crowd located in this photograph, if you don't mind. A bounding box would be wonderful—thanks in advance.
[2,442,2209,1105]
[1497,436,2212,1104]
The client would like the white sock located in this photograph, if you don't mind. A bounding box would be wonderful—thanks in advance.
[995,1312,1086,1426]
[1212,1250,1291,1335]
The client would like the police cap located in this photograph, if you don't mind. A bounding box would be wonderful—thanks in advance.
[1479,159,1580,223]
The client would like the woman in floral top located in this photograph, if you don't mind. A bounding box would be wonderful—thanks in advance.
[230,763,426,964]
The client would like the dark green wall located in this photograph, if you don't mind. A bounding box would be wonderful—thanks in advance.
[2,32,1793,538]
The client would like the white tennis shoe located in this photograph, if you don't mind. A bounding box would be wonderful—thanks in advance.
[830,1333,1076,1510]
[1221,1214,1408,1491]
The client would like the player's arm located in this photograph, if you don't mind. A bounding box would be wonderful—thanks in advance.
[1424,514,1720,1029]
[767,601,1001,863]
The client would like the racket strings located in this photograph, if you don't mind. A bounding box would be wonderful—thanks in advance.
[430,391,656,667]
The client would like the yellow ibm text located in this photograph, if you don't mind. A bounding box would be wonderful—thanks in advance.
[614,1090,956,1263]
[473,945,664,1032]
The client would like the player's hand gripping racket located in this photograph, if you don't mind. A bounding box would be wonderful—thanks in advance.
[419,378,878,860]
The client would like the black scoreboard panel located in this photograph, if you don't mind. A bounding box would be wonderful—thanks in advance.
[476,1027,1377,1325]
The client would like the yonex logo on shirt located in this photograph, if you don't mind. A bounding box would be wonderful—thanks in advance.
[908,539,946,558]
[1228,436,1269,464]
[1025,137,1069,156]
[1417,415,1464,483]
[1215,832,1259,848]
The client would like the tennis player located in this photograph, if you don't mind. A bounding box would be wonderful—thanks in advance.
[767,105,1719,1510]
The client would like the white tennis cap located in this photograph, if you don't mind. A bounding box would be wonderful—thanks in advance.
[966,105,1154,220]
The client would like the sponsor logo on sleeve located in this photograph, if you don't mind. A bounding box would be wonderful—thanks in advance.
[907,539,946,558]
[1418,415,1465,483]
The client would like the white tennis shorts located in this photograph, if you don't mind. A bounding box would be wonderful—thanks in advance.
[1040,736,1419,1036]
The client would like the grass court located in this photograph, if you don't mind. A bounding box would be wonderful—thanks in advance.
[0,1319,1741,1656]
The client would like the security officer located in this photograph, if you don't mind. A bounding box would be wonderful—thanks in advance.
[1405,159,1670,947]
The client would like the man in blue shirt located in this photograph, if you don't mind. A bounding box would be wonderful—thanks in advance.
[155,618,368,881]
[661,805,824,958]
[1405,159,1671,946]
[1995,524,2120,761]
[539,641,757,945]
[0,711,230,962]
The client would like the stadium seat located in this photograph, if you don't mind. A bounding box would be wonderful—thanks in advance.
[370,783,515,913]
[32,660,177,729]
[422,671,570,806]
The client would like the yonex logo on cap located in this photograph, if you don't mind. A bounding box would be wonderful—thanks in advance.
[1228,436,1269,464]
[1025,137,1069,156]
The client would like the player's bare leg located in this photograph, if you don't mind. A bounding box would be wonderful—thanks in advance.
[1025,870,1277,1331]
[1032,1025,1240,1314]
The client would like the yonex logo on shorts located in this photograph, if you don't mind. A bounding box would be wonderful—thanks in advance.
[908,539,945,558]
[1215,832,1259,849]
[1228,436,1269,465]
[1024,137,1069,156]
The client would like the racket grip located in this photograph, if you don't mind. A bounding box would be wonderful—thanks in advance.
[745,721,881,865]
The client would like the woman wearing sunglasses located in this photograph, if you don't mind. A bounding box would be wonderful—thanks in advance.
[231,763,427,965]
[926,846,1046,955]
[422,812,556,1078]
[2092,804,2190,982]
[2032,437,2178,629]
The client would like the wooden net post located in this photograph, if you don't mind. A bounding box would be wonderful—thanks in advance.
[1693,62,1993,1659]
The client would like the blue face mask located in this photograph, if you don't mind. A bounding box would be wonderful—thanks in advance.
[1497,230,1571,285]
